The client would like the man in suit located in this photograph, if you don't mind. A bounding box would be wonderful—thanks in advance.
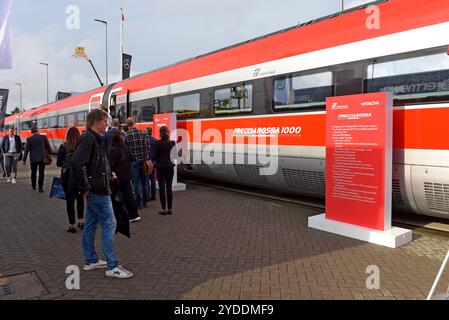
[23,126,51,192]
[1,127,22,184]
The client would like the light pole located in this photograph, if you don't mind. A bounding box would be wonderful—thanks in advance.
[94,19,108,86]
[340,0,345,11]
[39,62,49,104]
[14,83,22,112]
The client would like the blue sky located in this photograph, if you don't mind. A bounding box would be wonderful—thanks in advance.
[0,0,371,112]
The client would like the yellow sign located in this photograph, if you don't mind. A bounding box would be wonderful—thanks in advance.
[74,46,87,58]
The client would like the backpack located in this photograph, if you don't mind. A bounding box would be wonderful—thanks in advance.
[61,152,75,191]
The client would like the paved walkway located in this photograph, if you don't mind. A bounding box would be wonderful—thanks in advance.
[0,163,448,300]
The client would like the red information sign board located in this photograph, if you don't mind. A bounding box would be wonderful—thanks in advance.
[326,92,393,231]
[153,113,177,139]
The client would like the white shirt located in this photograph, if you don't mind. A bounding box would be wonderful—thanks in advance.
[8,136,17,153]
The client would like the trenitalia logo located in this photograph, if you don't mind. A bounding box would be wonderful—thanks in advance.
[331,103,349,110]
[338,113,372,121]
[253,68,275,78]
[361,101,380,107]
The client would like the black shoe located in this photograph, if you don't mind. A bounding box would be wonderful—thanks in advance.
[32,186,36,191]
[167,210,173,215]
[150,198,157,201]
[77,223,84,230]
[143,202,148,208]
[67,227,77,234]
[2,173,5,178]
[39,189,44,193]
[158,211,167,216]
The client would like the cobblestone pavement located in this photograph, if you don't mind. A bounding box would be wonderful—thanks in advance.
[0,163,448,300]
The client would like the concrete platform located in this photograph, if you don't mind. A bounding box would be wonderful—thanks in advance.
[0,162,449,300]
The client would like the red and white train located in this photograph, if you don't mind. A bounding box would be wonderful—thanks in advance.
[2,0,449,219]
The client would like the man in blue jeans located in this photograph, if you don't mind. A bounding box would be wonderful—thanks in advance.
[72,109,133,279]
[124,117,149,210]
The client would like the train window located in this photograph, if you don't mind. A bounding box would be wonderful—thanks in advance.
[366,52,449,102]
[21,121,31,131]
[66,113,75,127]
[58,115,65,128]
[37,119,43,129]
[42,118,49,129]
[49,117,58,129]
[214,84,252,115]
[77,112,86,127]
[141,105,156,122]
[173,93,200,119]
[273,72,332,111]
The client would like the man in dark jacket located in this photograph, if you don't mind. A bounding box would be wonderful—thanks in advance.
[71,109,133,279]
[23,127,51,192]
[103,118,120,151]
[1,127,22,184]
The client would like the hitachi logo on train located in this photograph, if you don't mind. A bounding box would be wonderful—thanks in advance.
[361,101,380,106]
[338,113,372,120]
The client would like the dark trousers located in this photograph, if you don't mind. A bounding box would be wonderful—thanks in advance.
[66,192,84,225]
[0,156,5,175]
[30,161,45,189]
[146,168,157,201]
[157,167,174,211]
[119,180,139,220]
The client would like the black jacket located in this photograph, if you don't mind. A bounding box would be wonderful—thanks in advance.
[1,135,22,154]
[154,139,176,168]
[71,130,112,195]
[108,145,132,182]
[23,134,51,164]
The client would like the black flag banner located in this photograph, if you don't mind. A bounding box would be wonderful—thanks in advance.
[122,53,132,80]
[0,88,9,131]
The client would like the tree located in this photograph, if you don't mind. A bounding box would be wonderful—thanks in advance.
[11,107,21,115]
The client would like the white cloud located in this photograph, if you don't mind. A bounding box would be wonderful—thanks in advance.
[0,26,105,112]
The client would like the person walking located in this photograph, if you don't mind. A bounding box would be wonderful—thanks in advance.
[108,132,141,222]
[145,127,157,202]
[71,109,133,279]
[57,127,84,234]
[22,127,51,192]
[154,126,176,216]
[124,117,150,209]
[1,127,22,184]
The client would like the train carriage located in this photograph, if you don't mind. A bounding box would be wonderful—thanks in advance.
[2,0,449,218]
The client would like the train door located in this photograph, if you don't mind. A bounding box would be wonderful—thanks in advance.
[88,93,104,112]
[108,88,129,125]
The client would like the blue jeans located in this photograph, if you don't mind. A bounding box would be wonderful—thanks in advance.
[131,161,149,205]
[82,193,119,270]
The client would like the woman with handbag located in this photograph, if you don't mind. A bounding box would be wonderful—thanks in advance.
[57,127,84,233]
[154,126,176,216]
[108,132,140,222]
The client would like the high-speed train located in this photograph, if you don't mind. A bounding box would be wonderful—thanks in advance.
[2,0,449,219]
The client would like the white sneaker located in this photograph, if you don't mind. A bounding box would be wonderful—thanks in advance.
[129,217,141,223]
[83,259,107,271]
[105,266,134,279]
[6,178,11,183]
[11,178,16,184]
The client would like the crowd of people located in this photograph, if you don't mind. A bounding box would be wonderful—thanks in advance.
[1,108,178,279]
